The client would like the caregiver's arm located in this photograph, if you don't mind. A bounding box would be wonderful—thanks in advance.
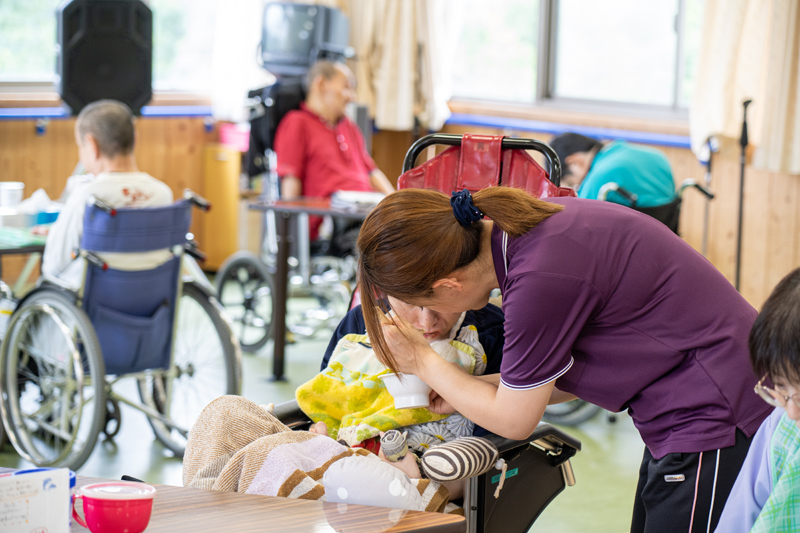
[418,353,553,441]
[470,374,569,402]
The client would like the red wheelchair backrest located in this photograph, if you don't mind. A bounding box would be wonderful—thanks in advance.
[397,133,576,199]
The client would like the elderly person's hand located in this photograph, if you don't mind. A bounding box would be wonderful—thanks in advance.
[378,445,420,479]
[379,310,438,375]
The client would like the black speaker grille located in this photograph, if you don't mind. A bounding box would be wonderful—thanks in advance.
[57,0,152,115]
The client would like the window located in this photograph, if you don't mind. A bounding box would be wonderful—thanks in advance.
[0,0,221,92]
[451,0,540,104]
[0,0,58,82]
[452,0,705,114]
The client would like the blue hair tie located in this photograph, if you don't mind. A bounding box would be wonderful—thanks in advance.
[450,189,484,227]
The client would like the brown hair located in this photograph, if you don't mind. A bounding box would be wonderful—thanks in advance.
[75,99,135,158]
[357,187,563,371]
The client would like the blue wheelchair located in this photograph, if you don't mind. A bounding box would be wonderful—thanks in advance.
[0,193,241,470]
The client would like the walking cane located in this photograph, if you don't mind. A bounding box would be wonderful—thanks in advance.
[698,136,718,257]
[735,100,752,292]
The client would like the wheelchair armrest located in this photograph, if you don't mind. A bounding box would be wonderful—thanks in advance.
[273,399,313,430]
[484,423,581,467]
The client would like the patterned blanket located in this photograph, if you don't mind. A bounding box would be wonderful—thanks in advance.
[296,317,486,449]
[183,395,451,512]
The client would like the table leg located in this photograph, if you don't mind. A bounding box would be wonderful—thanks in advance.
[271,212,290,381]
[13,253,40,296]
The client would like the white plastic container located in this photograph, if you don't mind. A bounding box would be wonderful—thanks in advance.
[0,182,24,207]
[379,373,432,409]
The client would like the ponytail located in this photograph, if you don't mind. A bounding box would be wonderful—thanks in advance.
[471,187,563,237]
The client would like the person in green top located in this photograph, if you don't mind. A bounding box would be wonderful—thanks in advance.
[715,267,800,533]
[549,132,676,208]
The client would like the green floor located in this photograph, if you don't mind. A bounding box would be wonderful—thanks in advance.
[0,331,644,532]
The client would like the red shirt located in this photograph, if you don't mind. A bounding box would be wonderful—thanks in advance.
[274,103,377,239]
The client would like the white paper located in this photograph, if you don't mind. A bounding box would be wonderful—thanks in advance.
[0,469,70,533]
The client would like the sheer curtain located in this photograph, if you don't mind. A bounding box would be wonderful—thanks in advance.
[209,0,275,122]
[342,0,460,131]
[689,0,800,174]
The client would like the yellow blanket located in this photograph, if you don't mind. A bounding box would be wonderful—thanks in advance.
[296,323,485,447]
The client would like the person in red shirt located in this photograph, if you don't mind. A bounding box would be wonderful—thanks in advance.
[274,61,394,243]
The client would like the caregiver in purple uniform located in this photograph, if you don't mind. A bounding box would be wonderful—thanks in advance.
[355,187,771,533]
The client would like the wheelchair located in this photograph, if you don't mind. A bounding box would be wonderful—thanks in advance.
[273,399,580,533]
[0,192,242,471]
[215,78,358,352]
[597,178,715,235]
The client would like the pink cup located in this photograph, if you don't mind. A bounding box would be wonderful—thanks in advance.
[72,481,156,533]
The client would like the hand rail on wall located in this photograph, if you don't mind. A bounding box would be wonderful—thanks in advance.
[0,105,214,120]
[445,113,692,149]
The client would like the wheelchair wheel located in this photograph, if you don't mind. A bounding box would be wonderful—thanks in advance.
[137,281,241,457]
[0,289,106,470]
[215,251,274,352]
[542,399,602,426]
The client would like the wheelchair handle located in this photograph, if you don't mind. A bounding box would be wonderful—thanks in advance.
[79,250,108,271]
[680,179,715,200]
[598,183,638,206]
[183,189,212,212]
[183,241,207,263]
[92,197,117,216]
[401,133,562,188]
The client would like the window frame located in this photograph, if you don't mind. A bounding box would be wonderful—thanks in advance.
[452,0,695,121]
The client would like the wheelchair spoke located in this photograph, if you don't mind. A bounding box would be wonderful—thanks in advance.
[2,290,104,469]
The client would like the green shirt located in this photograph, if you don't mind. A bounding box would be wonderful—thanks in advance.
[751,412,800,533]
[577,141,676,208]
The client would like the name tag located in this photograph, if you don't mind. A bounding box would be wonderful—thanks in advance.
[664,474,685,483]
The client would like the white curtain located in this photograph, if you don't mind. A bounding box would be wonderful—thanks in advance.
[209,0,276,122]
[343,0,460,131]
[689,0,800,174]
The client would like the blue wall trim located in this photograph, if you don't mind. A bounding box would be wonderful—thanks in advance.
[445,112,692,149]
[0,105,214,120]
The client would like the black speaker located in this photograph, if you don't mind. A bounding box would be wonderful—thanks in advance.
[57,0,153,115]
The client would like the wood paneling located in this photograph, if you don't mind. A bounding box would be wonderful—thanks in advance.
[371,130,417,186]
[0,115,216,286]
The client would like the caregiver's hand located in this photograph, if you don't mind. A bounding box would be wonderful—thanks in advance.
[379,310,437,375]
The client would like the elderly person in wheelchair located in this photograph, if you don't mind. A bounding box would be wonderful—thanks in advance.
[42,99,173,289]
[274,60,394,253]
[0,100,240,472]
[548,132,676,208]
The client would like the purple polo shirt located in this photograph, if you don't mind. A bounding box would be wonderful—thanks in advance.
[492,197,771,458]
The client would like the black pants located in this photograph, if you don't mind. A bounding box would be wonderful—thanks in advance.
[630,429,753,533]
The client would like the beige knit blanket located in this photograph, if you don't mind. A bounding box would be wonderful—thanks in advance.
[183,396,451,512]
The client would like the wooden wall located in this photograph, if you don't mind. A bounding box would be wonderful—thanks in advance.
[372,121,800,310]
[0,112,216,285]
[4,103,796,309]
